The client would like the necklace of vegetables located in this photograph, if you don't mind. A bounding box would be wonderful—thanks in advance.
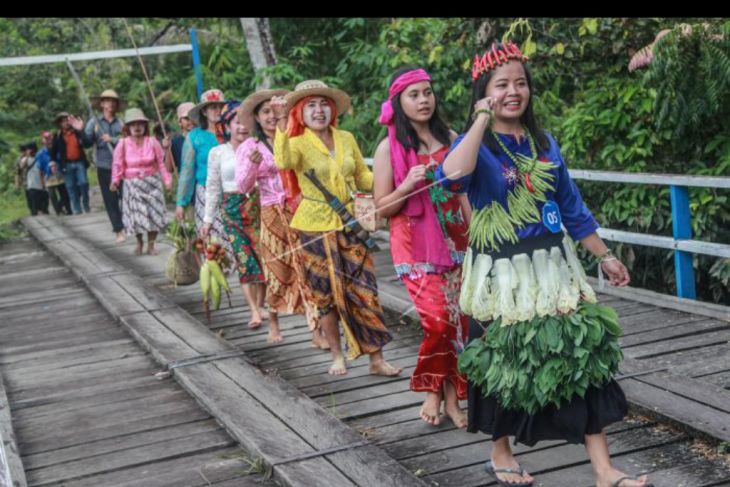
[468,130,557,252]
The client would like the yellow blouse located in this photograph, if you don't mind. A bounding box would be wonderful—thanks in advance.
[274,126,374,232]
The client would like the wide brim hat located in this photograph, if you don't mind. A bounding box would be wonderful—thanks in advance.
[122,108,150,126]
[54,111,71,125]
[91,89,127,111]
[188,89,226,124]
[284,80,350,115]
[176,102,195,120]
[238,88,289,129]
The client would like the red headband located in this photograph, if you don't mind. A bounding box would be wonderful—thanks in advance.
[471,41,529,80]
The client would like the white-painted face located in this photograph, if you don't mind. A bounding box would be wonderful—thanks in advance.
[229,115,250,144]
[255,101,277,133]
[302,97,332,131]
[203,103,224,124]
[128,121,146,137]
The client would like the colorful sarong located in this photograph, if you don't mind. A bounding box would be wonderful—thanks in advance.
[121,175,167,235]
[260,204,318,327]
[221,191,264,284]
[299,230,392,360]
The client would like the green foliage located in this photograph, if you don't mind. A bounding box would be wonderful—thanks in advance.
[646,22,730,152]
[458,302,623,414]
[0,17,728,303]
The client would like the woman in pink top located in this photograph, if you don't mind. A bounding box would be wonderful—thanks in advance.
[111,108,172,256]
[236,89,321,347]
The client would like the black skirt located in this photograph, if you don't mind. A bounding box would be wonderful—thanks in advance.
[467,318,628,447]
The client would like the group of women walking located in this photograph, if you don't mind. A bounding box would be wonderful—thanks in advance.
[107,40,650,487]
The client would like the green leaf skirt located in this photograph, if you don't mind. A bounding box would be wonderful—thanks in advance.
[462,313,628,446]
[459,301,624,416]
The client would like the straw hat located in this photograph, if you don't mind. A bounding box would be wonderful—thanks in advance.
[122,108,150,126]
[284,80,350,115]
[238,88,289,129]
[91,89,126,111]
[54,112,71,125]
[176,102,195,120]
[188,89,226,124]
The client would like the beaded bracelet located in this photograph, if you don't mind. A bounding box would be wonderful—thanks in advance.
[597,249,616,264]
[472,108,493,121]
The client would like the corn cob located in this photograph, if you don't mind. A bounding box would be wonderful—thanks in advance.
[208,259,230,293]
[210,270,221,310]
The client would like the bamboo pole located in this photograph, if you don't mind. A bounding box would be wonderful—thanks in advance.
[120,18,178,178]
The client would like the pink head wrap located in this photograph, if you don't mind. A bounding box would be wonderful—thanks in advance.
[379,69,453,271]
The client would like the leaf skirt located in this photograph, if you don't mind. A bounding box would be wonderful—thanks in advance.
[458,232,627,445]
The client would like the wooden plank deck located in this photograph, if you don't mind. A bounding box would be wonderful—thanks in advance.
[0,237,276,487]
[15,200,730,487]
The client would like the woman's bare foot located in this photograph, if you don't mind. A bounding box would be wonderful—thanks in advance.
[311,330,330,349]
[444,401,467,429]
[419,392,442,426]
[134,242,143,255]
[246,305,263,329]
[248,317,262,330]
[328,356,347,376]
[267,313,283,343]
[267,329,284,343]
[369,359,402,376]
[147,245,158,256]
[115,232,126,244]
[596,468,650,487]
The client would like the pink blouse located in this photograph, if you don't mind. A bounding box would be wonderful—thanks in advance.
[235,138,286,207]
[112,136,172,188]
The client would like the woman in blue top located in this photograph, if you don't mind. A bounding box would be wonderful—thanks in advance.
[175,89,235,270]
[438,42,650,487]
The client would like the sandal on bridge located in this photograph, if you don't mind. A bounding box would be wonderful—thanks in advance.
[484,460,533,487]
[611,475,654,487]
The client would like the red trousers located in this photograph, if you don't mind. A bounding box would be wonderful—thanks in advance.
[403,270,469,399]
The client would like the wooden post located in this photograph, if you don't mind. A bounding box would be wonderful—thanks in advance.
[189,28,204,99]
[239,18,278,89]
[670,185,696,299]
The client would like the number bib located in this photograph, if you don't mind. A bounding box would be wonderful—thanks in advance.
[542,200,562,233]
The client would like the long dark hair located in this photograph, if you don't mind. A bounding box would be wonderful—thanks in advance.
[463,43,549,154]
[253,100,273,153]
[389,66,452,153]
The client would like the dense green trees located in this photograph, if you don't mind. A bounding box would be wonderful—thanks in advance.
[0,18,727,302]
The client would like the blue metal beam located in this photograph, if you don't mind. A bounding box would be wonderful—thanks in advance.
[189,28,204,100]
[670,185,696,299]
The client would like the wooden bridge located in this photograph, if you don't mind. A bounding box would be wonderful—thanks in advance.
[1,195,729,486]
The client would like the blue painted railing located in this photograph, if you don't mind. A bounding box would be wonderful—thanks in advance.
[363,158,729,300]
[567,170,730,300]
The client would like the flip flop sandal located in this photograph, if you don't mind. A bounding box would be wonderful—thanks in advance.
[611,476,654,487]
[484,460,533,487]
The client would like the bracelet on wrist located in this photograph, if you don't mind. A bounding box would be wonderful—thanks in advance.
[596,249,615,264]
[472,108,494,121]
